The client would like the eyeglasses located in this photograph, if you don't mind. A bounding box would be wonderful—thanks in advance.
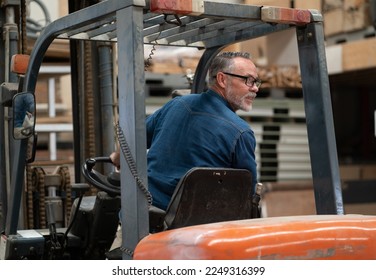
[222,72,262,88]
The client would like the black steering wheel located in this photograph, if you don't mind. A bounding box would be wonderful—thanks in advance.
[82,156,121,196]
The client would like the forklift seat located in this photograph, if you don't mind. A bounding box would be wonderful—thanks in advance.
[162,167,254,230]
[108,167,255,259]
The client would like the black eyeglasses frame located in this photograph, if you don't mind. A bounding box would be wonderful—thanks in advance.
[221,72,262,88]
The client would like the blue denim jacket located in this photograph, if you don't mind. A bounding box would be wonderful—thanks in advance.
[146,90,257,210]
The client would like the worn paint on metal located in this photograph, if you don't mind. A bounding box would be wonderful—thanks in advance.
[134,215,376,260]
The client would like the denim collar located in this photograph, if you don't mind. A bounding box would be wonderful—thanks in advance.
[206,89,234,112]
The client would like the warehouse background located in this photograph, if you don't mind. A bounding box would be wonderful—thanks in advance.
[28,0,376,216]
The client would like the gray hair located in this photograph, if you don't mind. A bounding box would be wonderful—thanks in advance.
[208,52,252,86]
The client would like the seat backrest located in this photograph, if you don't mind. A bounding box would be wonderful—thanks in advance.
[164,167,253,230]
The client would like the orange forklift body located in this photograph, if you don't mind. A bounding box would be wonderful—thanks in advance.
[134,215,376,260]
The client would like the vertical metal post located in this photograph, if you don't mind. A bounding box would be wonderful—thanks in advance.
[5,138,28,235]
[117,4,148,259]
[0,7,6,232]
[68,0,83,182]
[70,39,82,183]
[2,5,22,233]
[98,42,116,174]
[296,22,344,215]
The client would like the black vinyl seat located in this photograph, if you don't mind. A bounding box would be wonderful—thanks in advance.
[150,167,254,231]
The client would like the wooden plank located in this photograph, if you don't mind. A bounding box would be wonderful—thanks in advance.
[245,0,291,8]
[361,165,376,179]
[323,8,344,36]
[150,57,302,88]
[342,37,376,71]
[340,165,362,180]
[294,0,322,11]
[343,0,372,32]
[27,38,70,60]
[36,116,72,124]
[323,0,344,11]
[237,36,267,64]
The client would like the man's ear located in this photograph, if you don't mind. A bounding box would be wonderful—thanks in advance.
[216,72,227,88]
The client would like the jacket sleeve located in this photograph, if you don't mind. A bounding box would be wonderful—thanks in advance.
[233,129,257,193]
[146,113,156,149]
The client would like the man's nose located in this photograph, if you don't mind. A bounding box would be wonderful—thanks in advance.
[250,83,259,93]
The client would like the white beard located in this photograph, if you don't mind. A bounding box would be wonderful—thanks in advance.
[226,89,256,112]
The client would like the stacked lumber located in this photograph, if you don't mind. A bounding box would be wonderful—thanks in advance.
[323,0,372,37]
[148,57,302,89]
[258,65,301,89]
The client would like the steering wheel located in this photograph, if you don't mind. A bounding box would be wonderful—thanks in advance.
[82,156,121,196]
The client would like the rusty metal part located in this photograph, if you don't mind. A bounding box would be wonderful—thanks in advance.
[36,167,46,228]
[84,42,95,156]
[83,41,98,196]
[25,165,34,228]
[21,0,28,54]
[56,165,72,225]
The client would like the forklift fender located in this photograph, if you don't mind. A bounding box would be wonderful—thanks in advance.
[134,214,376,260]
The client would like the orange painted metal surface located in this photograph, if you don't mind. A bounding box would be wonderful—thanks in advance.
[134,215,376,260]
[261,7,311,25]
[11,54,30,75]
[150,0,193,15]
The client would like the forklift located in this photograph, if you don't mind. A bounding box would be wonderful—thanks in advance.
[1,0,376,260]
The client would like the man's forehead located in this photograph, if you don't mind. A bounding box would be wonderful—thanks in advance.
[233,57,257,71]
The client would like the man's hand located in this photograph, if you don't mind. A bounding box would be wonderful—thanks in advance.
[110,151,120,170]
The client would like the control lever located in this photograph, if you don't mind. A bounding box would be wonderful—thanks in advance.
[46,202,62,259]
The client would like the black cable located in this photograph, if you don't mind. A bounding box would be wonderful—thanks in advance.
[115,122,152,206]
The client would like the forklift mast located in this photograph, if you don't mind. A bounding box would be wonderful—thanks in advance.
[0,0,25,234]
[1,0,344,258]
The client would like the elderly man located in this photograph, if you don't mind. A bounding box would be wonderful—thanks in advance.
[111,51,260,211]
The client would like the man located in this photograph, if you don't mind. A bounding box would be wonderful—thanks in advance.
[111,51,260,211]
